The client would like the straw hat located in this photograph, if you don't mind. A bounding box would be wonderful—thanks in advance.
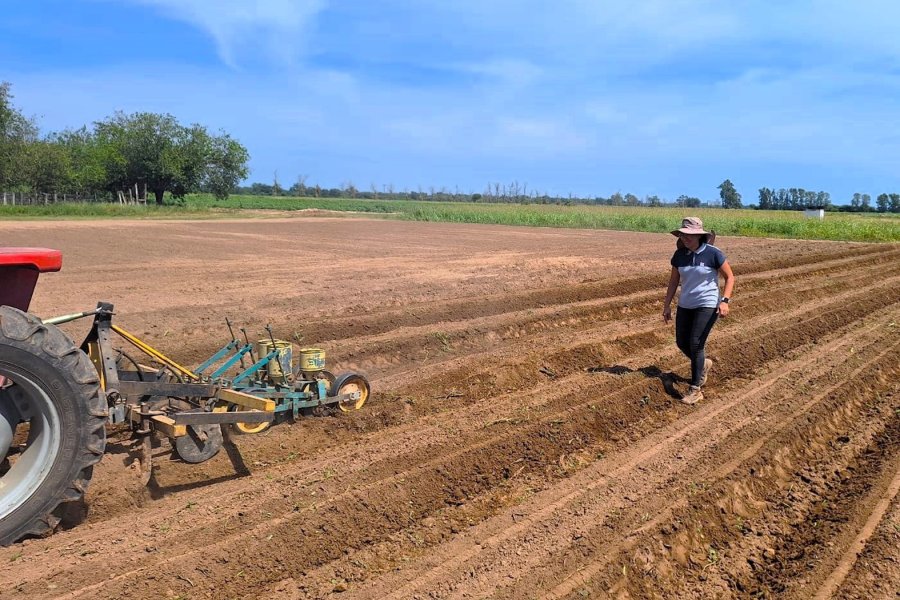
[670,217,709,236]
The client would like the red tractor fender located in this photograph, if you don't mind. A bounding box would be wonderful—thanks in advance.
[0,248,63,312]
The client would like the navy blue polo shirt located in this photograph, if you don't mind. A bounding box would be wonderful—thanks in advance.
[670,244,727,309]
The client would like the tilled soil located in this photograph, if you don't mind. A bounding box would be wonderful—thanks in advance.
[1,216,898,600]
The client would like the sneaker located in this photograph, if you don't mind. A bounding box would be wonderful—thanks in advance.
[698,358,713,387]
[680,385,704,405]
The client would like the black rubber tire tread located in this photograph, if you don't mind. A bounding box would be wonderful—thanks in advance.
[0,306,107,545]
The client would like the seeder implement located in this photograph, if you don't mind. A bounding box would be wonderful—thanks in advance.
[0,247,376,544]
[49,302,370,476]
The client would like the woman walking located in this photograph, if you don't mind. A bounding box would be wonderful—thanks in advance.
[662,217,735,405]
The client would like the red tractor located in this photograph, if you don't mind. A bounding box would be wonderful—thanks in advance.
[0,248,106,545]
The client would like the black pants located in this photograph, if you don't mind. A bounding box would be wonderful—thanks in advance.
[675,306,719,387]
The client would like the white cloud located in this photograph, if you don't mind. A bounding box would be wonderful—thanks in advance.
[12,1,900,198]
[124,0,326,66]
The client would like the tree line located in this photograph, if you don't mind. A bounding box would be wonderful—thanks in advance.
[757,187,899,212]
[0,82,249,204]
[238,177,900,212]
[5,80,900,212]
[234,177,710,208]
[756,187,831,210]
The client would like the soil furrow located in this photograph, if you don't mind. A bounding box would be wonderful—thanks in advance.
[2,219,895,600]
[324,250,900,384]
[3,262,884,596]
[128,262,900,509]
[833,479,900,600]
[29,274,898,599]
[544,347,900,599]
[349,318,898,600]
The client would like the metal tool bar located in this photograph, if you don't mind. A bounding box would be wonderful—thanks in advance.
[117,380,219,398]
[173,411,274,425]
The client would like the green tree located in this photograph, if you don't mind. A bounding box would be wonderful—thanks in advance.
[676,195,701,208]
[203,133,249,200]
[20,140,71,194]
[646,194,662,207]
[0,82,38,191]
[718,179,742,208]
[861,194,872,211]
[775,188,788,210]
[815,191,831,208]
[802,190,815,208]
[94,112,248,204]
[624,193,640,206]
[51,127,120,197]
[758,187,773,210]
[876,193,890,212]
[889,193,900,213]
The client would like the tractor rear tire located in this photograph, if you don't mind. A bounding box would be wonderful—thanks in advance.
[0,306,107,545]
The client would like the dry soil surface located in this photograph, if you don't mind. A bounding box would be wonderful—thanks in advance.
[1,216,898,600]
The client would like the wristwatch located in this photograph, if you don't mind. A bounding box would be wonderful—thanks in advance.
[721,297,730,304]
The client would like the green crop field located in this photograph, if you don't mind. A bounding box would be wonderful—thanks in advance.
[2,194,898,243]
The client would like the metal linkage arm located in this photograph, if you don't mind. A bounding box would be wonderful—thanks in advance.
[111,324,200,382]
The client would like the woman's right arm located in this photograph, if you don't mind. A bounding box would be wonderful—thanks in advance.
[662,267,679,324]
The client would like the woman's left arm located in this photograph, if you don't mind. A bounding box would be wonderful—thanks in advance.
[718,260,735,317]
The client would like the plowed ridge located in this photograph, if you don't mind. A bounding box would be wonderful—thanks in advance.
[0,218,896,600]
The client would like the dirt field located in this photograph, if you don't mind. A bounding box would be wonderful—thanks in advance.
[1,216,898,599]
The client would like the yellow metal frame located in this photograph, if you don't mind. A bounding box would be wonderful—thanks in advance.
[86,341,105,390]
[111,324,200,381]
[110,325,278,439]
[126,407,187,437]
[216,388,275,412]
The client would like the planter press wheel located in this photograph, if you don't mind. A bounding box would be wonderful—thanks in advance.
[173,410,223,464]
[230,404,272,435]
[332,372,370,413]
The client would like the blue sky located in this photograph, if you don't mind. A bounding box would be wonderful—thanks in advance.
[3,1,900,203]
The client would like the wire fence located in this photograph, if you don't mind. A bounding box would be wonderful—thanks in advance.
[1,190,146,205]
